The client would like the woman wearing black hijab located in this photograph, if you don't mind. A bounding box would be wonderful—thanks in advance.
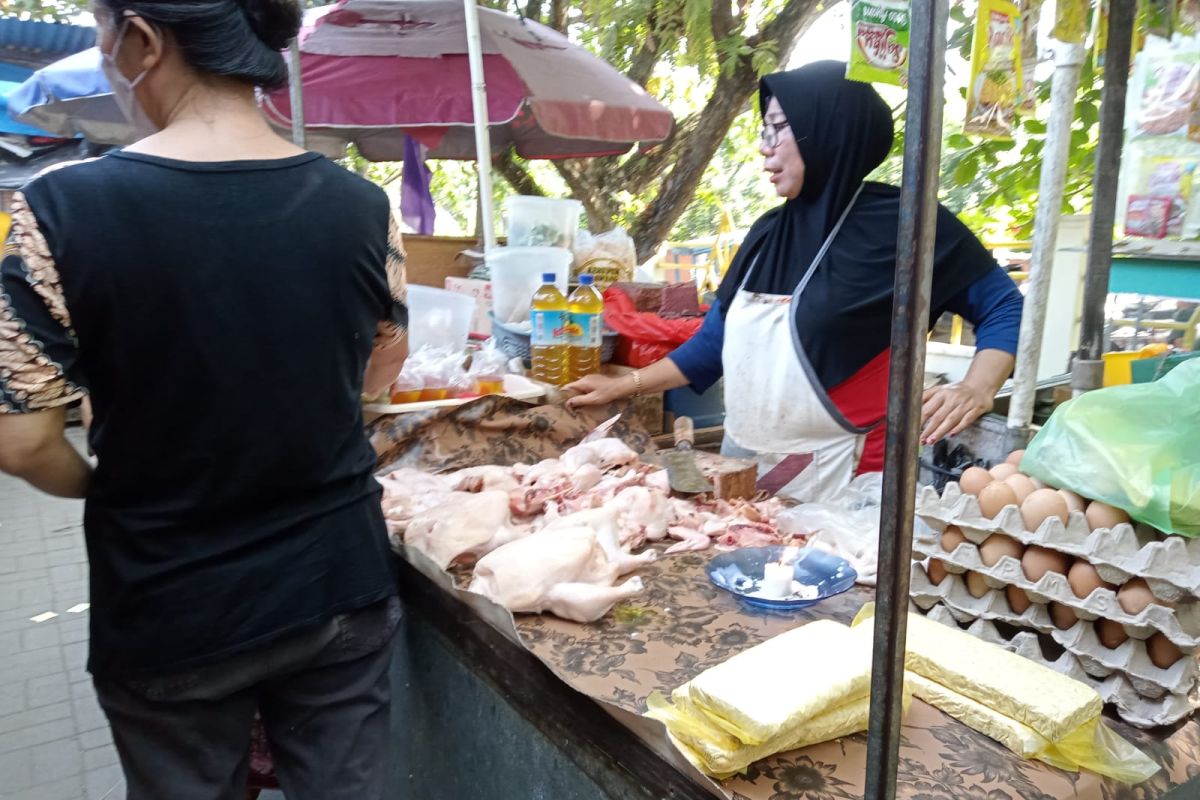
[568,61,1023,501]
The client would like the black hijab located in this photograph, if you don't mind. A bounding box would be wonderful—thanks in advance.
[717,61,998,420]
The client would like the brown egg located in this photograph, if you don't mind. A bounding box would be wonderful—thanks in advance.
[927,559,948,585]
[1006,449,1026,467]
[1003,473,1038,503]
[1058,489,1087,514]
[941,525,968,554]
[1049,602,1078,630]
[980,534,1024,567]
[1022,545,1071,582]
[959,466,994,497]
[979,482,1020,519]
[965,571,991,598]
[1085,501,1132,532]
[1067,560,1116,600]
[1007,585,1032,614]
[989,463,1019,481]
[1147,633,1185,670]
[1020,488,1070,532]
[1096,618,1130,649]
[1118,578,1170,615]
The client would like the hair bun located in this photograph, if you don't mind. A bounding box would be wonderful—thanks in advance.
[238,0,302,51]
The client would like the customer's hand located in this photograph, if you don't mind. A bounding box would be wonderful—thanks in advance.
[565,374,632,408]
[920,381,993,445]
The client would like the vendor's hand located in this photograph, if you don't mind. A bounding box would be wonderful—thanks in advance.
[920,381,993,445]
[565,373,631,408]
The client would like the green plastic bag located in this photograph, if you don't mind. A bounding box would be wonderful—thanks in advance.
[1022,359,1200,536]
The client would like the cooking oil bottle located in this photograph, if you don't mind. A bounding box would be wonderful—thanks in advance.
[567,274,604,382]
[529,273,569,385]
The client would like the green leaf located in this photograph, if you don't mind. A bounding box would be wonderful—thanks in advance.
[954,157,980,185]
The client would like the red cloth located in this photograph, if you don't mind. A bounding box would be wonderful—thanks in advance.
[827,348,890,474]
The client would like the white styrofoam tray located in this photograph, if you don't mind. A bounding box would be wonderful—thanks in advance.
[910,562,1197,699]
[916,597,1198,728]
[917,482,1200,603]
[912,524,1200,648]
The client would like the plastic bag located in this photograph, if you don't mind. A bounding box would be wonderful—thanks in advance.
[573,229,636,290]
[775,473,882,585]
[1021,359,1200,536]
[405,345,470,400]
[1126,35,1200,140]
[965,0,1023,140]
[602,286,703,368]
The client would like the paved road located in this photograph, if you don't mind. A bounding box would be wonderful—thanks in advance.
[0,429,286,800]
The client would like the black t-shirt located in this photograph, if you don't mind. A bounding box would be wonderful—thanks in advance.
[0,151,407,678]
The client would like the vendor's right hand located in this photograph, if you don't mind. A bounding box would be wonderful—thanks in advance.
[565,374,630,408]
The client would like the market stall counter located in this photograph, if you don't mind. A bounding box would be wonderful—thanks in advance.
[369,401,1200,800]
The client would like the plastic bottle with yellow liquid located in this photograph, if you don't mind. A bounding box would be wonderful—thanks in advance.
[567,274,604,382]
[530,273,570,385]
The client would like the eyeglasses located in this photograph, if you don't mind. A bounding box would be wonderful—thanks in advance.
[760,120,791,149]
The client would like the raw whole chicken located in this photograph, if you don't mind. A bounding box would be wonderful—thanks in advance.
[404,490,522,570]
[470,508,655,622]
[447,465,519,494]
[378,469,453,541]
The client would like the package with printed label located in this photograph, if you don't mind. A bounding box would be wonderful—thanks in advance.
[444,277,493,338]
[846,0,910,86]
[965,0,1024,140]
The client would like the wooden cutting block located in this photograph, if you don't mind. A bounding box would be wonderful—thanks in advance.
[677,450,757,500]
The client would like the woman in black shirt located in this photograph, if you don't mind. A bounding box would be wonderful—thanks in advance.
[0,0,407,797]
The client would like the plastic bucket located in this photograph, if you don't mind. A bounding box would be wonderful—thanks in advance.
[486,246,572,325]
[1102,343,1170,386]
[504,196,583,251]
[407,284,476,353]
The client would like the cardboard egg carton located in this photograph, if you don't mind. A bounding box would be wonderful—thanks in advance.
[920,601,1197,729]
[916,482,1200,603]
[911,524,1200,648]
[909,562,1197,699]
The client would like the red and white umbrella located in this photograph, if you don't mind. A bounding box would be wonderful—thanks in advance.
[261,1,674,162]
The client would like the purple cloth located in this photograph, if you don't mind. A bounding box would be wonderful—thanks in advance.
[401,134,435,235]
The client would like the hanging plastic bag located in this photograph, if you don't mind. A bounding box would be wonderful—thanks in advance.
[965,0,1024,140]
[1021,359,1200,536]
[573,229,636,289]
[846,0,910,86]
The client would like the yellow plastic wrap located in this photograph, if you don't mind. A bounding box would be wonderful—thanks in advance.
[965,0,1024,139]
[682,619,874,745]
[854,605,1160,784]
[647,690,894,779]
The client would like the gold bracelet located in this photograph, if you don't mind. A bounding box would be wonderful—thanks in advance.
[630,369,644,397]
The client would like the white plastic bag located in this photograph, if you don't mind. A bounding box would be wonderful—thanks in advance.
[776,473,883,585]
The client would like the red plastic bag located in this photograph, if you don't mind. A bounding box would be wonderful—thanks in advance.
[602,287,704,368]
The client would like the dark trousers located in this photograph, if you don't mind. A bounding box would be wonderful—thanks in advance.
[94,597,400,800]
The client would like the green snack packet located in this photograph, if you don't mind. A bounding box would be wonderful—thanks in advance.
[847,0,911,87]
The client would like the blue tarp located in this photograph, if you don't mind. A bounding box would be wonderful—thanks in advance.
[0,79,59,137]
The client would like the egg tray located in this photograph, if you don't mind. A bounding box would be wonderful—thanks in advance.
[918,600,1198,729]
[909,561,1197,699]
[916,482,1200,603]
[911,524,1200,648]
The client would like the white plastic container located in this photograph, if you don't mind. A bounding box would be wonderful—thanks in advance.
[504,196,583,251]
[406,285,476,353]
[486,246,572,324]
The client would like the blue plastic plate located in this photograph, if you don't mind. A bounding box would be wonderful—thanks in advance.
[707,546,858,610]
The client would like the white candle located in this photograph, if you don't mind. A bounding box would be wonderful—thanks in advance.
[761,562,794,598]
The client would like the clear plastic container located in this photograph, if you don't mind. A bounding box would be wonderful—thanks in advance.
[486,246,572,324]
[406,285,476,353]
[505,196,583,251]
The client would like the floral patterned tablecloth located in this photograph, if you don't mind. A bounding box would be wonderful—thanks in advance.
[506,553,1200,800]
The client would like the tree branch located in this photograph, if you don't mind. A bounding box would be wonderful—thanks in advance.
[549,0,568,31]
[711,0,737,44]
[495,152,546,197]
[523,0,543,22]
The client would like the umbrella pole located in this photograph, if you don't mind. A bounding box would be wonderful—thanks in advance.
[463,0,497,252]
[287,38,307,149]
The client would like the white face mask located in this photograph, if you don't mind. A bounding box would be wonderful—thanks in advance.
[100,18,158,141]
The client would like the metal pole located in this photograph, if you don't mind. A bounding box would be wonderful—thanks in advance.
[287,38,306,149]
[463,0,498,252]
[864,0,947,794]
[1072,0,1135,396]
[1007,42,1086,430]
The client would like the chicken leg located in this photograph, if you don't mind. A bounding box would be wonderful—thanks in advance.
[542,577,645,623]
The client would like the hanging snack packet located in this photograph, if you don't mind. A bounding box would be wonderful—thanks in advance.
[965,0,1024,140]
[1053,0,1089,43]
[846,0,910,87]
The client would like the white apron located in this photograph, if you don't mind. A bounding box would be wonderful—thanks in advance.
[721,188,872,503]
